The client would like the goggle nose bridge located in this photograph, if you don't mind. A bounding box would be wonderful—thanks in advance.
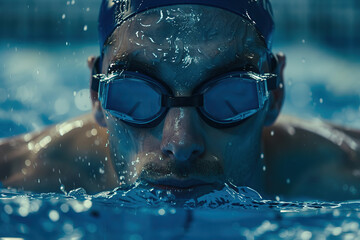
[162,95,204,108]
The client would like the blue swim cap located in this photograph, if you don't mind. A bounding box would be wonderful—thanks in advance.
[98,0,274,54]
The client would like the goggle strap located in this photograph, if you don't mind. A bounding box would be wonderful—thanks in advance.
[266,53,279,91]
[266,74,279,90]
[91,57,101,92]
[162,95,203,107]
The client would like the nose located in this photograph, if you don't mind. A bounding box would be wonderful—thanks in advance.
[161,107,205,163]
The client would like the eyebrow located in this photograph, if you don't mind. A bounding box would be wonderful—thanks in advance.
[204,60,261,81]
[108,59,158,77]
[107,60,172,90]
[106,52,269,92]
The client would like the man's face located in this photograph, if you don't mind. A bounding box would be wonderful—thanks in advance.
[98,5,274,197]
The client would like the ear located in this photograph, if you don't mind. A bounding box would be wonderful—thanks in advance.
[264,52,286,126]
[88,56,107,127]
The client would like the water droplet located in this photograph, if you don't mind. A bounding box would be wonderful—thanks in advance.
[4,205,13,215]
[275,196,280,201]
[49,210,60,222]
[25,159,31,167]
[99,168,105,174]
[62,14,66,19]
[263,165,266,171]
[158,208,166,215]
[286,178,291,184]
[270,131,274,136]
[83,25,88,31]
[60,184,67,195]
[83,200,92,209]
[319,98,323,104]
[60,203,69,213]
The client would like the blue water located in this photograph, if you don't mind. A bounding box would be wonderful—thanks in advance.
[1,184,359,240]
[1,40,360,239]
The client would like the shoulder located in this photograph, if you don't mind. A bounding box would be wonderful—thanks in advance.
[263,115,360,200]
[0,114,117,193]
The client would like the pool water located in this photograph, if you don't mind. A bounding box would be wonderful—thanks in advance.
[1,184,359,240]
[1,41,360,239]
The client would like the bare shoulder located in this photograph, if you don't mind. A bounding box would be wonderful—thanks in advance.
[263,115,360,200]
[0,114,117,193]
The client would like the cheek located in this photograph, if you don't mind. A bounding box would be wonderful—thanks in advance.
[203,111,265,182]
[106,116,163,170]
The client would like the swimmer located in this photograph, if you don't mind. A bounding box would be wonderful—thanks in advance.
[1,0,360,201]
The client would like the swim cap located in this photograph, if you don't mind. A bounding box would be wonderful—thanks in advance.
[98,0,274,54]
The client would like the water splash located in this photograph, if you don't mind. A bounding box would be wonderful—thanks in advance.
[0,184,357,239]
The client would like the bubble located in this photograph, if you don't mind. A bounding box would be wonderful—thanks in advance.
[91,128,98,136]
[158,208,166,215]
[49,210,60,222]
[4,205,13,215]
[83,200,93,209]
[18,207,29,217]
[63,222,74,233]
[74,89,91,111]
[62,14,66,19]
[83,25,88,31]
[332,227,342,236]
[25,159,31,167]
[60,203,70,213]
[300,231,312,240]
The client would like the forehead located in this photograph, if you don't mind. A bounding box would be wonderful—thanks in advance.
[102,5,269,93]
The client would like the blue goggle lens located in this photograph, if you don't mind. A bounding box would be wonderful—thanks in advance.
[104,79,163,122]
[202,78,259,122]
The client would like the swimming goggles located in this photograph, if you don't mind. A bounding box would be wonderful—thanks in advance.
[95,70,278,128]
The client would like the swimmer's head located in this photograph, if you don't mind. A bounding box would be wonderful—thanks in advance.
[98,0,274,55]
[90,0,285,198]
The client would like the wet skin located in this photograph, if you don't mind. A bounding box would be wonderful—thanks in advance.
[93,5,283,198]
[1,6,360,201]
